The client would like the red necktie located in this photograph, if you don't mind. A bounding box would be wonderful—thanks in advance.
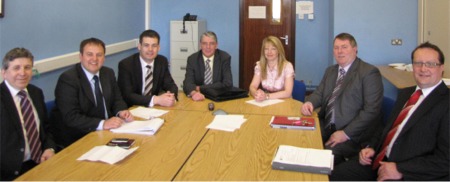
[18,90,42,163]
[372,89,422,169]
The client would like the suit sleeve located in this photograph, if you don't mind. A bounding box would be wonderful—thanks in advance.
[160,59,179,99]
[183,55,198,95]
[306,67,334,108]
[106,69,128,115]
[118,60,151,106]
[343,67,383,142]
[55,72,102,133]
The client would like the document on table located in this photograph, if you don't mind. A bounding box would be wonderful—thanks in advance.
[272,145,333,174]
[77,145,139,165]
[110,118,164,135]
[129,106,168,119]
[246,99,284,107]
[207,115,247,132]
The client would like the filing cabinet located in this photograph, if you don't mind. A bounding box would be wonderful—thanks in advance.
[170,20,206,88]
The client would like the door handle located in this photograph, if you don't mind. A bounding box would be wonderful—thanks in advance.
[280,35,288,45]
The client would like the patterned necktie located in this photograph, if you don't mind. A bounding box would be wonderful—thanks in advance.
[93,76,106,119]
[18,90,42,163]
[144,65,153,96]
[325,68,346,125]
[372,89,422,169]
[204,59,212,85]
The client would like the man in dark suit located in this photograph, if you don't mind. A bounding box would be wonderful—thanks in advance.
[52,38,133,148]
[301,33,383,165]
[1,48,56,180]
[183,31,233,101]
[118,29,178,107]
[330,42,449,181]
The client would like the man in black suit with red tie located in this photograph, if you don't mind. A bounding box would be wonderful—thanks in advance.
[118,29,178,107]
[330,42,449,181]
[1,48,56,180]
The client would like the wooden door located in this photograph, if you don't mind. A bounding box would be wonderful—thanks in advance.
[239,0,296,89]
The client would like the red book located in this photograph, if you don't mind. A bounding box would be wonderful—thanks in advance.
[270,116,315,130]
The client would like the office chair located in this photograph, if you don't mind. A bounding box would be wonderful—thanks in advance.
[45,100,56,118]
[382,96,395,125]
[292,80,306,102]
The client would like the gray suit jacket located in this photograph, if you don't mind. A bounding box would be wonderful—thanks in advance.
[307,58,383,143]
[183,49,233,95]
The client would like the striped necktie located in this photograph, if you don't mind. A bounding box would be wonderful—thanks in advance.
[18,90,42,163]
[325,68,346,126]
[204,59,212,85]
[144,65,153,96]
[372,89,422,169]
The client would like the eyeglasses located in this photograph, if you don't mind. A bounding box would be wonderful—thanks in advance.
[412,62,442,68]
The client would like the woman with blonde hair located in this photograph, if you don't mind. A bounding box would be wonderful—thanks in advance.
[249,36,294,102]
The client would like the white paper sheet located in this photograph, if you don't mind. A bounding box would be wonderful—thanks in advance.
[129,106,168,119]
[273,145,333,169]
[246,99,284,107]
[110,118,164,135]
[77,145,139,165]
[207,115,247,132]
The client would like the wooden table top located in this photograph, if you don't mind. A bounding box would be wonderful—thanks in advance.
[174,114,327,181]
[16,93,326,181]
[156,93,303,116]
[377,65,415,89]
[16,110,212,181]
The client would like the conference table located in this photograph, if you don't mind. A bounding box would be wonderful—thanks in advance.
[16,93,328,181]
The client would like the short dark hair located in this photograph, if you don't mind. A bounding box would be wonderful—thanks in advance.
[139,29,160,44]
[79,37,106,54]
[411,41,445,64]
[334,32,357,47]
[2,47,34,70]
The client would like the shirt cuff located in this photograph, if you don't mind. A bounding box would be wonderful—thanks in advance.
[97,120,105,130]
[149,95,155,107]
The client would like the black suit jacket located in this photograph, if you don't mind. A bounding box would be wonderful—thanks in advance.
[52,63,128,148]
[1,82,56,181]
[369,82,449,180]
[118,53,178,107]
[183,49,233,95]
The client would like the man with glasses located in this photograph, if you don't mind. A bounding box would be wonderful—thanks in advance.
[331,42,449,181]
[183,31,233,101]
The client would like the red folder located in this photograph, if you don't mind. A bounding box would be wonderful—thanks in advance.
[270,116,315,130]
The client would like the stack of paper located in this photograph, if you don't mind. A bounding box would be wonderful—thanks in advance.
[110,118,164,135]
[207,115,247,132]
[272,145,333,174]
[246,99,284,107]
[77,145,139,165]
[129,106,168,119]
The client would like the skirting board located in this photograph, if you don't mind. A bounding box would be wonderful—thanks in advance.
[0,39,138,81]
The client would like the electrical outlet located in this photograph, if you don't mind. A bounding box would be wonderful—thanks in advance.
[32,68,40,79]
[391,39,402,45]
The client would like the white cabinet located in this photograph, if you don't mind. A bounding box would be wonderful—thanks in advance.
[170,20,206,88]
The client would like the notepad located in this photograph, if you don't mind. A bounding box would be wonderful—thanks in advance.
[110,118,164,135]
[129,106,168,119]
[77,145,138,165]
[272,145,333,174]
